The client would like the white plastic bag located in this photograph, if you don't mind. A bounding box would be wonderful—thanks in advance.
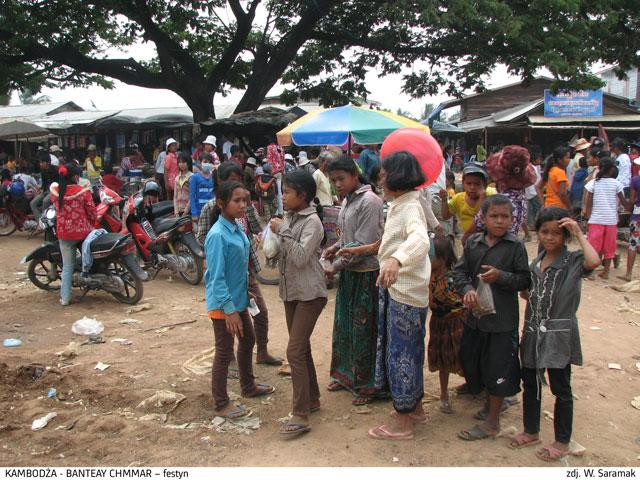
[71,316,104,336]
[472,278,496,318]
[262,222,280,259]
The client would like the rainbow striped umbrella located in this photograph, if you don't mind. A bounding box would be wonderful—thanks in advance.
[276,104,429,146]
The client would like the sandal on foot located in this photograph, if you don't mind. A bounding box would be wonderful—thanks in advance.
[439,400,453,414]
[243,383,275,398]
[352,396,372,406]
[474,400,509,420]
[509,433,541,450]
[536,445,569,462]
[368,425,413,441]
[458,424,497,441]
[227,368,240,380]
[279,422,311,439]
[390,410,429,425]
[327,381,344,392]
[455,383,471,395]
[216,406,252,420]
[256,355,284,366]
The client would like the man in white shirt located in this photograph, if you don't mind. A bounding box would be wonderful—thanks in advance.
[222,135,234,161]
[312,151,335,206]
[49,145,62,166]
[612,137,631,196]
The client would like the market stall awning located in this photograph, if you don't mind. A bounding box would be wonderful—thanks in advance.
[0,120,51,140]
[277,104,429,146]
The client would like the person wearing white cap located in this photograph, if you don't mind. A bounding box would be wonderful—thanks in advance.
[297,151,316,175]
[202,135,220,163]
[222,135,235,161]
[244,157,258,194]
[84,144,102,179]
[49,145,62,167]
[164,138,179,200]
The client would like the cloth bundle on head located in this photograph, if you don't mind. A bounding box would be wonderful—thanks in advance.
[486,145,537,191]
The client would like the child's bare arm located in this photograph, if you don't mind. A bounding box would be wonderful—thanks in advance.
[559,217,600,270]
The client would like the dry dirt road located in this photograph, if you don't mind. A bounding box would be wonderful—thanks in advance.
[0,232,639,467]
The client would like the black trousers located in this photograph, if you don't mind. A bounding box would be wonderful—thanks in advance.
[522,365,573,444]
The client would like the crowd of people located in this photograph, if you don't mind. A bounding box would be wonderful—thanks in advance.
[3,131,640,463]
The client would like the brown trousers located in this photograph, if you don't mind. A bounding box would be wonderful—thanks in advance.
[248,272,269,353]
[211,310,255,410]
[284,297,327,417]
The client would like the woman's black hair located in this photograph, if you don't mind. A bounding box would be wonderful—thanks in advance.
[596,157,617,180]
[216,180,245,205]
[218,161,243,182]
[284,169,316,204]
[57,162,82,208]
[36,150,50,164]
[445,168,455,184]
[178,151,193,172]
[578,156,588,169]
[381,151,425,191]
[432,235,457,270]
[1,168,10,182]
[542,146,570,183]
[200,152,213,163]
[535,206,571,240]
[480,194,513,215]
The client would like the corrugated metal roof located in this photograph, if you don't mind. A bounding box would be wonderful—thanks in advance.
[0,102,82,120]
[33,110,120,129]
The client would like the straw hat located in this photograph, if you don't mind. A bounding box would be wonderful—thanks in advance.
[573,138,591,152]
[246,157,257,166]
[87,144,96,151]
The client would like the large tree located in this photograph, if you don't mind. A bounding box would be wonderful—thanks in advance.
[1,0,638,122]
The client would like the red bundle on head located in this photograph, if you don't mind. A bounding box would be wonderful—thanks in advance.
[486,145,536,191]
[58,165,68,177]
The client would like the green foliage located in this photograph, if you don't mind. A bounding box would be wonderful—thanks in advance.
[0,0,637,120]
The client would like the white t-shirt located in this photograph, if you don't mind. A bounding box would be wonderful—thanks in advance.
[13,173,38,192]
[616,153,631,188]
[525,165,542,200]
[222,141,234,158]
[50,154,59,167]
[585,178,623,225]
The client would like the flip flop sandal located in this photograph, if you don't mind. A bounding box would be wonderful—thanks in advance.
[368,425,414,441]
[227,368,240,380]
[455,384,471,395]
[352,396,372,406]
[458,424,497,441]
[439,400,453,414]
[390,410,429,425]
[474,401,510,420]
[256,356,284,366]
[327,381,345,392]
[279,422,311,439]
[536,446,569,462]
[243,384,275,398]
[508,433,541,450]
[217,406,253,420]
[310,405,321,413]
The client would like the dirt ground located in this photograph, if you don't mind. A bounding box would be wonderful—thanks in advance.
[0,231,639,467]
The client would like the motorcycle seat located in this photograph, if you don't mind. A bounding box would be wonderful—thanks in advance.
[148,201,174,219]
[152,217,183,234]
[88,233,129,253]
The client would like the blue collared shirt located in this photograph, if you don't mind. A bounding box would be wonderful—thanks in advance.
[204,215,249,315]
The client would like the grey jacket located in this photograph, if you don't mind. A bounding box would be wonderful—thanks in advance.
[278,206,328,302]
[521,248,587,370]
[332,184,383,272]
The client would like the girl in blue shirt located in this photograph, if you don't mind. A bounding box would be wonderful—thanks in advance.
[189,155,214,221]
[204,180,273,419]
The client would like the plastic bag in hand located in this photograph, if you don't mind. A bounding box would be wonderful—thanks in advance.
[262,221,280,259]
[472,278,496,318]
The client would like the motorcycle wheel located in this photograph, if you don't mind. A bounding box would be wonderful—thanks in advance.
[176,240,203,285]
[0,209,16,236]
[108,259,144,304]
[27,258,61,290]
[256,251,280,286]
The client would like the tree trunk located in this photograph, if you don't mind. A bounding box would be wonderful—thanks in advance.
[178,84,216,123]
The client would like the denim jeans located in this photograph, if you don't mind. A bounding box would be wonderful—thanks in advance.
[59,239,80,304]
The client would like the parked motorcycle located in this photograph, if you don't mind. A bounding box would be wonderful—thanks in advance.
[0,188,39,236]
[97,185,204,285]
[22,205,146,304]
